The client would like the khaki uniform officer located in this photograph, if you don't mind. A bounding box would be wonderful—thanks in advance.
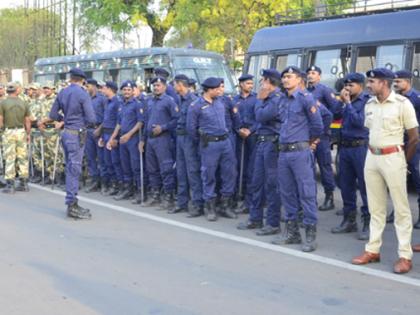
[352,68,419,274]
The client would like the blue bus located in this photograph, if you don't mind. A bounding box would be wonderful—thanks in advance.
[245,8,420,91]
[33,47,236,94]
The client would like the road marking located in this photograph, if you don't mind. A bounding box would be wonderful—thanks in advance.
[31,184,420,288]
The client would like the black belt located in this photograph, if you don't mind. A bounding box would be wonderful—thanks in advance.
[45,123,56,129]
[176,129,188,136]
[102,128,114,134]
[206,134,228,142]
[257,134,278,143]
[149,131,168,138]
[340,139,368,147]
[278,141,310,152]
[64,128,80,135]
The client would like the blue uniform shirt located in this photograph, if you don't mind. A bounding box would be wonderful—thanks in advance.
[118,97,144,135]
[307,83,339,110]
[219,95,241,133]
[317,101,333,136]
[331,92,370,141]
[166,84,180,105]
[233,92,258,134]
[102,95,122,129]
[255,90,282,135]
[187,96,228,141]
[177,92,197,131]
[49,83,95,129]
[404,89,420,126]
[145,94,179,137]
[91,92,107,125]
[279,89,323,143]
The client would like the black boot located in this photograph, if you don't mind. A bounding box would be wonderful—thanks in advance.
[235,201,249,214]
[205,199,218,222]
[187,204,203,218]
[104,181,119,196]
[58,173,66,191]
[67,201,92,220]
[168,203,187,214]
[302,224,317,252]
[318,191,334,211]
[30,169,42,183]
[101,180,110,195]
[414,205,420,229]
[143,188,161,207]
[386,210,394,224]
[2,180,15,194]
[358,214,370,240]
[114,183,132,201]
[15,178,29,192]
[219,196,238,219]
[0,178,6,188]
[272,220,302,245]
[85,177,100,193]
[331,211,357,233]
[132,189,146,205]
[161,192,175,211]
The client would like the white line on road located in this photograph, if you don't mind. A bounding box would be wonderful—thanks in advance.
[31,184,420,288]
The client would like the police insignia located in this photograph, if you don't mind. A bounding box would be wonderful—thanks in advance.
[310,106,317,113]
[370,72,375,78]
[288,67,293,73]
[233,107,238,114]
[311,66,316,71]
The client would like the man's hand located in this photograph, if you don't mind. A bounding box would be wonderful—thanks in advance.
[310,138,320,151]
[257,82,271,100]
[37,121,45,132]
[152,125,162,136]
[54,121,64,130]
[98,138,104,148]
[26,133,31,144]
[340,88,351,104]
[238,128,251,139]
[138,141,145,153]
[106,139,117,150]
[120,133,130,144]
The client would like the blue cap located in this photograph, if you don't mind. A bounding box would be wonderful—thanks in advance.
[344,72,365,84]
[188,78,197,86]
[280,66,301,78]
[69,68,87,79]
[105,81,118,91]
[366,68,394,79]
[394,70,413,79]
[201,77,223,89]
[150,77,167,84]
[154,68,170,78]
[238,74,254,82]
[120,80,136,89]
[86,78,98,86]
[261,69,283,80]
[174,74,189,82]
[306,65,322,74]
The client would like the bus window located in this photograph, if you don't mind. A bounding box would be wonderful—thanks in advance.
[92,70,105,82]
[275,54,301,71]
[120,68,134,82]
[356,46,376,73]
[311,49,348,88]
[376,45,404,71]
[412,43,420,90]
[35,74,55,85]
[248,54,270,88]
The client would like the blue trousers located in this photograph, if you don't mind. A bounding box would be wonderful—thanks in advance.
[119,135,140,187]
[201,139,236,201]
[85,129,105,179]
[146,134,176,193]
[249,140,281,227]
[278,149,318,225]
[102,133,123,183]
[236,134,257,208]
[176,135,203,207]
[61,131,84,205]
[408,142,420,203]
[315,135,335,193]
[339,145,369,216]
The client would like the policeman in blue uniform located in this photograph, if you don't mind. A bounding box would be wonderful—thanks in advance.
[84,78,107,193]
[271,66,323,252]
[306,65,340,110]
[330,73,370,240]
[143,77,179,209]
[153,68,180,104]
[107,81,143,201]
[233,74,258,214]
[394,70,420,229]
[101,81,124,196]
[237,69,282,235]
[169,74,203,216]
[47,68,96,219]
[187,77,238,221]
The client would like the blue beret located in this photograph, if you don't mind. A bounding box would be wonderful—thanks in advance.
[154,68,170,78]
[120,80,136,89]
[280,66,301,78]
[150,77,167,84]
[366,68,394,79]
[344,72,365,84]
[188,78,197,86]
[86,78,98,86]
[238,74,254,82]
[69,68,86,79]
[201,77,223,89]
[261,69,283,80]
[105,81,118,91]
[174,74,189,82]
[306,65,322,74]
[394,70,412,79]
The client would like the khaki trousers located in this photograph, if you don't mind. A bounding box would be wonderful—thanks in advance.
[364,150,413,260]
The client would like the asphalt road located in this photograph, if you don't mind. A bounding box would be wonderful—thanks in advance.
[1,183,420,315]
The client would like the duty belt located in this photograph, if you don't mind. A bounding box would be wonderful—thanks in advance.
[206,134,228,142]
[64,128,80,135]
[369,145,404,155]
[176,129,188,136]
[278,141,310,152]
[102,128,114,134]
[340,139,368,147]
[45,123,56,129]
[149,131,168,138]
[257,134,278,143]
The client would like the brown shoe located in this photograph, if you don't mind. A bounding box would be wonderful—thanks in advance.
[351,251,380,265]
[413,244,420,252]
[393,258,412,274]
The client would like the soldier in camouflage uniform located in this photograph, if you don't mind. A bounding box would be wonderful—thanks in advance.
[0,83,6,184]
[28,83,44,183]
[0,82,31,193]
[38,82,65,185]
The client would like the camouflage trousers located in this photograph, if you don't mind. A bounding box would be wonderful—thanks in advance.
[2,128,29,180]
[42,129,64,178]
[30,129,43,172]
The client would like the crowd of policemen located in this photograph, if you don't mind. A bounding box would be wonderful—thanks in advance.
[1,64,420,272]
